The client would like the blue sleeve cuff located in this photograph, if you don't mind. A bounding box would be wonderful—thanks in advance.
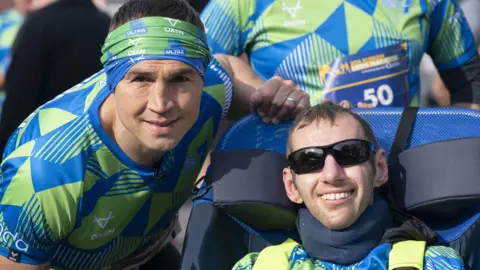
[0,244,49,265]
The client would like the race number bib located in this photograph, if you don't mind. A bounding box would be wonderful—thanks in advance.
[320,43,410,107]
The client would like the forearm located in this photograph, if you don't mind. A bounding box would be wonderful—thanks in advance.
[439,54,480,109]
[214,53,265,121]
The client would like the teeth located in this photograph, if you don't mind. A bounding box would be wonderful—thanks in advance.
[321,191,352,201]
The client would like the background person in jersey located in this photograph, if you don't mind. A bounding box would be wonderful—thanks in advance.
[0,0,310,269]
[233,102,465,269]
[0,0,23,88]
[0,0,59,85]
[201,0,480,109]
[0,0,111,158]
[419,0,480,107]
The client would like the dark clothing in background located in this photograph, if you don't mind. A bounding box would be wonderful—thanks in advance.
[189,0,209,13]
[0,0,110,156]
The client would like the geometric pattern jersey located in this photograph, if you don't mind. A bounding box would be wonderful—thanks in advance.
[0,57,234,269]
[233,241,465,269]
[0,9,23,73]
[202,0,478,105]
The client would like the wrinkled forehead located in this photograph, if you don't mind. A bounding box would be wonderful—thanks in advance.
[291,115,365,150]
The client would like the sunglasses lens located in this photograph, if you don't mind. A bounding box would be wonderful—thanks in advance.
[289,147,325,174]
[288,140,373,174]
[333,140,371,166]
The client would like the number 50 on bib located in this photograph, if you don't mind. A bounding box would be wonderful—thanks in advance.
[320,43,410,107]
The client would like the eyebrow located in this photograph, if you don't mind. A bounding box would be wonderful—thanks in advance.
[166,67,197,78]
[125,70,157,78]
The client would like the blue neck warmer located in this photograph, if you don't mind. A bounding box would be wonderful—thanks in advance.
[297,197,393,266]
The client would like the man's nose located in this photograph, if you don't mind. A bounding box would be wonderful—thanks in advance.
[147,81,175,113]
[321,154,345,184]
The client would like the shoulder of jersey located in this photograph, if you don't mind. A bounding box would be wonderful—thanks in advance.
[204,57,232,87]
[14,71,107,145]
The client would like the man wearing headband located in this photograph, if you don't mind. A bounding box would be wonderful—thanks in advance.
[0,0,310,269]
[233,102,464,270]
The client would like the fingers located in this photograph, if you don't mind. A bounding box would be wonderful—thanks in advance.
[291,95,310,120]
[272,90,309,124]
[357,101,375,108]
[265,80,296,120]
[339,100,354,109]
[252,76,283,117]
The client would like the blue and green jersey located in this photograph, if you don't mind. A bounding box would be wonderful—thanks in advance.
[202,0,477,105]
[0,57,233,269]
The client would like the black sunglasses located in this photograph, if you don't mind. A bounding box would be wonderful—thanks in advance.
[287,139,376,174]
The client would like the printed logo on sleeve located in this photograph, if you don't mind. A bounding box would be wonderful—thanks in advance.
[7,249,21,262]
[0,223,29,253]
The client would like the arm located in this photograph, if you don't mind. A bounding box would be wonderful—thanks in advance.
[0,256,50,269]
[438,54,480,109]
[427,0,480,109]
[214,53,310,123]
[0,148,78,268]
[0,17,45,155]
[214,53,263,121]
[195,54,309,183]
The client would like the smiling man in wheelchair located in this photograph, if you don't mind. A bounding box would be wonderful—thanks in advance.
[232,102,464,269]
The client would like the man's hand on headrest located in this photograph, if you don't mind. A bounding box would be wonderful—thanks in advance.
[250,76,310,124]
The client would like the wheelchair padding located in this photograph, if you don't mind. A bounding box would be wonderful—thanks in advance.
[210,149,298,230]
[392,138,480,217]
[183,107,480,270]
[180,203,271,270]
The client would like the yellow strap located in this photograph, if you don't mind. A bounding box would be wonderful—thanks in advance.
[388,240,426,270]
[252,238,298,270]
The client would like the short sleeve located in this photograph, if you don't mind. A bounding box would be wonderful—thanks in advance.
[423,246,465,269]
[201,0,255,56]
[0,143,81,265]
[428,0,478,70]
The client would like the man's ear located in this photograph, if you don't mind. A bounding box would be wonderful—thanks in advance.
[283,168,303,204]
[373,149,388,187]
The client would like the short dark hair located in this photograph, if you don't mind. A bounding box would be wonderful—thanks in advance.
[286,101,379,155]
[109,0,204,32]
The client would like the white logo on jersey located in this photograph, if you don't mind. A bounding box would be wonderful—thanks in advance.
[93,211,115,229]
[0,223,29,252]
[382,0,411,25]
[282,0,302,18]
[282,0,305,26]
[91,228,115,240]
[91,211,116,240]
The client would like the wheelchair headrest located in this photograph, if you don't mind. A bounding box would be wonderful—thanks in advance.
[211,107,480,230]
[209,148,299,230]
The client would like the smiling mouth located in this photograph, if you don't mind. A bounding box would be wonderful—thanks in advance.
[320,190,354,201]
[145,118,179,127]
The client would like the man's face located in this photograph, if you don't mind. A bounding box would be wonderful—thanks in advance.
[113,60,203,153]
[283,115,387,230]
